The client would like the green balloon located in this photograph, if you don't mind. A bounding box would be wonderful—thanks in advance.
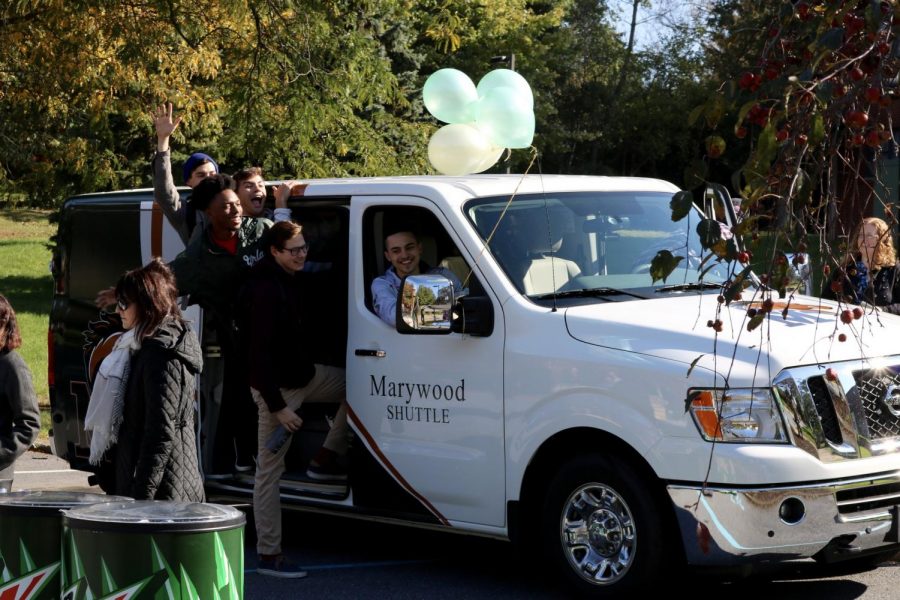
[477,69,533,110]
[474,87,535,149]
[423,69,478,124]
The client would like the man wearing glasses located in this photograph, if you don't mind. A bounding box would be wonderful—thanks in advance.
[241,220,350,578]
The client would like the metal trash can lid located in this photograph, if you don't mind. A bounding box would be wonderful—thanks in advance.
[64,500,246,533]
[0,491,130,515]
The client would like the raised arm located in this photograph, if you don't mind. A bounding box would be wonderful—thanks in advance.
[151,103,190,244]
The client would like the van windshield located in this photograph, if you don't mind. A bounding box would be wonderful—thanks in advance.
[465,191,731,297]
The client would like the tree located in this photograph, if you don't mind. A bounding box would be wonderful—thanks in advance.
[0,0,717,206]
[416,284,436,306]
[656,0,900,329]
[0,1,439,205]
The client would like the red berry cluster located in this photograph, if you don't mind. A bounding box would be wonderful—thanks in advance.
[839,307,864,324]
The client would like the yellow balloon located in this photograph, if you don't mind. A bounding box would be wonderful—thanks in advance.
[428,124,502,176]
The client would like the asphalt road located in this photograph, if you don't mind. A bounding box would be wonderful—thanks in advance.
[11,450,900,599]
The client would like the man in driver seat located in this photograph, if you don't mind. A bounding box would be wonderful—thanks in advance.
[371,223,462,326]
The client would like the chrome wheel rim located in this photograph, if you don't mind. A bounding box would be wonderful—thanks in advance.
[559,482,636,585]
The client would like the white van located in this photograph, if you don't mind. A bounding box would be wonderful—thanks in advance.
[50,175,900,595]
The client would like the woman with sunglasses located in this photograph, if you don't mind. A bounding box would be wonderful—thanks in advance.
[0,294,40,493]
[88,258,205,501]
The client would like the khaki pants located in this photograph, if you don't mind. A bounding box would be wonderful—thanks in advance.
[251,364,348,555]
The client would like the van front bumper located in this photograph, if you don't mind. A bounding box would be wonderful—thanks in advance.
[667,472,900,565]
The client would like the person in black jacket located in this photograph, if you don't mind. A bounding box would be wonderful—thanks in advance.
[0,294,40,492]
[112,259,205,502]
[243,220,349,578]
[824,217,900,313]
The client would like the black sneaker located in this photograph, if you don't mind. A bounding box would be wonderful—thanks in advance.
[257,555,307,579]
[306,461,347,482]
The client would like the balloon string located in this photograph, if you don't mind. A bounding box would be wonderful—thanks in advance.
[461,146,539,291]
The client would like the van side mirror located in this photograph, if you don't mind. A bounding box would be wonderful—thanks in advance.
[397,274,454,334]
[451,296,494,337]
[396,274,495,336]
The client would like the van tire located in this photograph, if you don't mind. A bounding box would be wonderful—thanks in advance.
[541,453,664,597]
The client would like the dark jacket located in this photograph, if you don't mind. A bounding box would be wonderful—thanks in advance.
[242,255,318,413]
[0,350,40,481]
[823,261,900,314]
[169,217,271,329]
[114,318,205,501]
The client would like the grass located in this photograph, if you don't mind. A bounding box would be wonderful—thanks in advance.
[0,209,55,408]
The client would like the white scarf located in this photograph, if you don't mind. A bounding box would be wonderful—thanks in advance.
[84,329,140,465]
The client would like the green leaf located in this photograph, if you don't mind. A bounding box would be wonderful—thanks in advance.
[755,121,778,166]
[696,218,723,249]
[705,95,725,129]
[687,354,706,378]
[670,190,694,222]
[732,215,757,237]
[810,114,825,144]
[736,100,757,126]
[650,250,685,283]
[688,103,705,127]
[723,265,753,303]
[746,313,765,332]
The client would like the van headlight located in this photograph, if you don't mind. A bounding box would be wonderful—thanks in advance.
[688,388,787,443]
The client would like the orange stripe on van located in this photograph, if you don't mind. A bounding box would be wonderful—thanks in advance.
[346,405,450,526]
[151,203,163,258]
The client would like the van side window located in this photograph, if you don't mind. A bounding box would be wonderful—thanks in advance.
[65,207,143,303]
[278,202,350,367]
[363,206,485,321]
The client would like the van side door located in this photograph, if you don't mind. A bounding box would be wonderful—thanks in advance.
[346,196,507,528]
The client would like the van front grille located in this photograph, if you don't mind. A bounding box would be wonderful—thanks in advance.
[853,369,900,440]
[806,375,843,445]
[774,359,900,461]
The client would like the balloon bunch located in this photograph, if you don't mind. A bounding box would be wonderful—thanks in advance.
[424,68,535,176]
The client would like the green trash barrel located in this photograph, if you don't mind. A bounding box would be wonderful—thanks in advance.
[0,491,131,600]
[61,501,245,600]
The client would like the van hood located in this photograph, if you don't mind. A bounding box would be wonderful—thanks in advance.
[564,293,900,384]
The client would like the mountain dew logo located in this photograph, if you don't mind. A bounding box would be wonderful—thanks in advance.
[0,564,59,600]
[0,539,60,600]
[62,528,243,600]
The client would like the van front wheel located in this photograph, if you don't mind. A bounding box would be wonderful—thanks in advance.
[541,454,664,597]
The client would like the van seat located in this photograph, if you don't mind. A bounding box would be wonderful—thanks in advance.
[439,256,470,284]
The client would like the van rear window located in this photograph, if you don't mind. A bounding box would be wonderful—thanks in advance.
[67,207,142,302]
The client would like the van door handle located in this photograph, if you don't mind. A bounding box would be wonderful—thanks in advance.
[355,349,386,358]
